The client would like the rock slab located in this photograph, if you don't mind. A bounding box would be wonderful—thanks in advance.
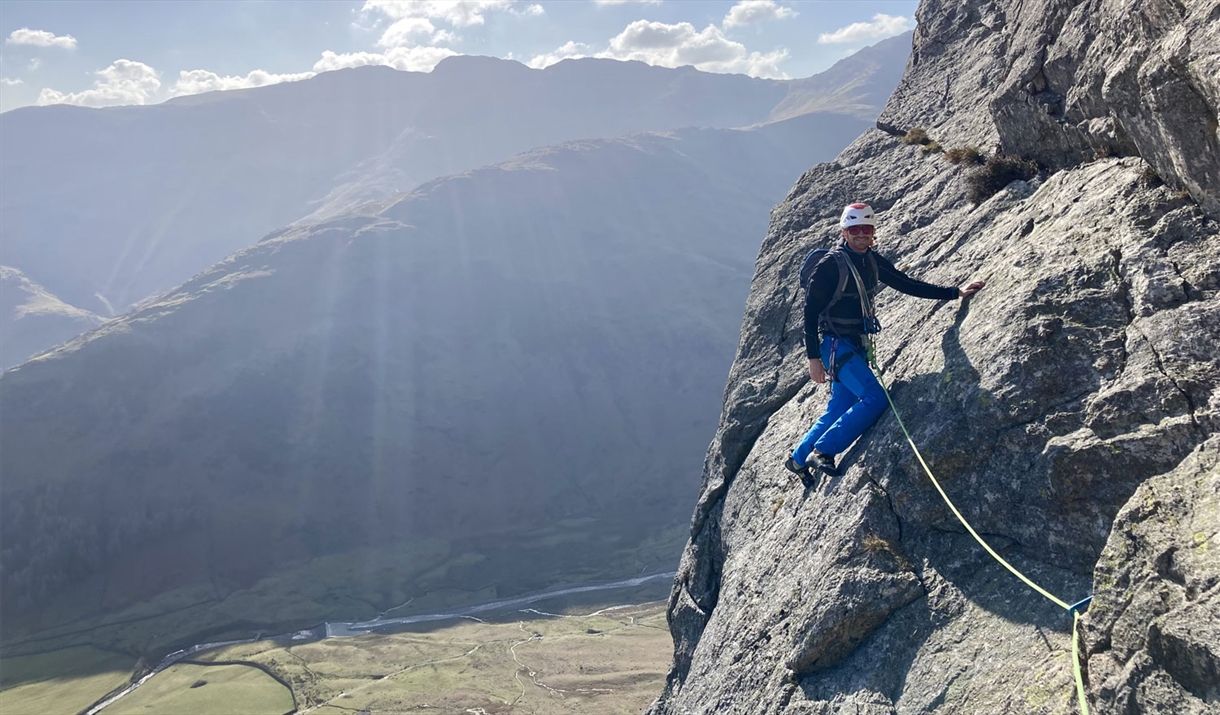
[650,1,1220,713]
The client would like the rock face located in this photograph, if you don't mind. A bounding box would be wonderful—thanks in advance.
[1086,436,1219,714]
[880,0,1219,214]
[650,1,1219,713]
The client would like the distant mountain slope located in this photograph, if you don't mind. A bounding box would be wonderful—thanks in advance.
[0,38,909,368]
[0,266,104,369]
[0,111,870,636]
[0,57,789,320]
[768,31,912,123]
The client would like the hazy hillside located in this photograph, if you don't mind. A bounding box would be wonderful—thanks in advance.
[0,36,911,369]
[768,31,911,123]
[0,266,104,369]
[0,56,784,319]
[0,111,870,640]
[3,67,425,318]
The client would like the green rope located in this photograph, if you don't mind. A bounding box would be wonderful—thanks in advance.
[836,259,1090,711]
[1073,611,1091,715]
[873,374,1071,609]
[869,348,1090,713]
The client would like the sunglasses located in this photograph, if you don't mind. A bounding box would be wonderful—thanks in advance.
[846,225,875,236]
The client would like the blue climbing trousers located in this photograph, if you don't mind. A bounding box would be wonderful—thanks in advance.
[792,335,889,465]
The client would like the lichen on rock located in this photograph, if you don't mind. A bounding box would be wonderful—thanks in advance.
[1085,436,1220,714]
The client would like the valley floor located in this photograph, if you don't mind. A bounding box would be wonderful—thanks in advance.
[1,583,674,715]
[201,600,671,715]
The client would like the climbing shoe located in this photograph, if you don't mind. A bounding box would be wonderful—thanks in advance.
[784,456,816,488]
[812,451,842,477]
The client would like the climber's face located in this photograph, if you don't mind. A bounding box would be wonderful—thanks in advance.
[842,224,875,253]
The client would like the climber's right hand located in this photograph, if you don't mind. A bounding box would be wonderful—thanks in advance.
[809,358,826,384]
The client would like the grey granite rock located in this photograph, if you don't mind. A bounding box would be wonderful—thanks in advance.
[651,1,1220,713]
[878,0,1220,216]
[1085,436,1220,714]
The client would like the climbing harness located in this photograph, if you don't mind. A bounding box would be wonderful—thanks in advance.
[827,336,841,382]
[825,337,858,383]
[839,263,1094,714]
[799,245,882,343]
[840,252,879,325]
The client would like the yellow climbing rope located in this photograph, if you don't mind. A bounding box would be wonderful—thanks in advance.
[875,378,1070,608]
[838,261,1091,712]
[872,364,1091,715]
[1073,610,1090,715]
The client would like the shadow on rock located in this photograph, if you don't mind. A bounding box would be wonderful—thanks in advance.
[861,300,1092,628]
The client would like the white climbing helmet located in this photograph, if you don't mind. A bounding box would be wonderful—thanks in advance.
[840,202,875,229]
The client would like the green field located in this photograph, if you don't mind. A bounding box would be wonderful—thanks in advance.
[103,663,294,715]
[0,598,671,715]
[0,647,135,715]
[1,519,682,715]
[196,599,672,715]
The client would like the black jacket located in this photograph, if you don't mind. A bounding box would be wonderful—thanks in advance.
[804,246,959,358]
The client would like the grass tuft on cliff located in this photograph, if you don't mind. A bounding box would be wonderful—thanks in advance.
[944,146,985,165]
[966,155,1038,203]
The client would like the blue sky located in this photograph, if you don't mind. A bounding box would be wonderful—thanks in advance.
[0,0,919,112]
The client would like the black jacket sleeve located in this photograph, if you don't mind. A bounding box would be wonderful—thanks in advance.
[803,257,839,359]
[875,253,960,301]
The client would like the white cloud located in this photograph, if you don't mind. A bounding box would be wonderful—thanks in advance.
[6,28,77,49]
[723,1,796,28]
[171,69,316,97]
[314,50,384,72]
[37,59,161,107]
[360,2,536,52]
[1,77,23,86]
[363,0,514,28]
[358,2,540,53]
[600,20,788,78]
[527,41,591,69]
[818,14,912,44]
[313,46,459,73]
[378,17,436,48]
[29,58,41,71]
[430,29,458,45]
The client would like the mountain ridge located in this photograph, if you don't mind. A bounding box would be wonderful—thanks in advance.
[0,35,912,368]
[0,266,105,369]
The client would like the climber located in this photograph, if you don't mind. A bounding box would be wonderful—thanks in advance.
[784,202,986,485]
